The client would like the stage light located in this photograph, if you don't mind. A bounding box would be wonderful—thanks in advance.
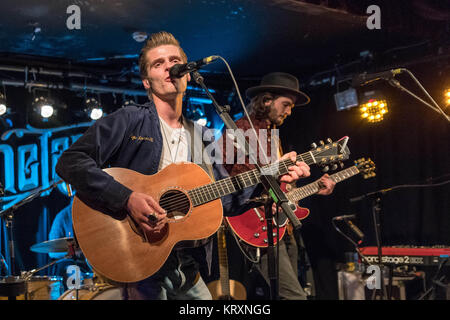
[85,97,103,120]
[90,108,103,120]
[122,99,135,108]
[33,96,55,119]
[196,117,208,126]
[359,98,388,123]
[445,89,450,105]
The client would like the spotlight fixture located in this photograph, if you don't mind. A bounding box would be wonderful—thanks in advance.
[85,97,103,120]
[122,99,135,108]
[360,99,388,123]
[358,90,388,123]
[33,96,55,119]
[445,89,450,106]
[0,92,7,116]
[132,31,148,43]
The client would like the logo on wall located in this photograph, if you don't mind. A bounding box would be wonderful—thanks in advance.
[0,122,92,210]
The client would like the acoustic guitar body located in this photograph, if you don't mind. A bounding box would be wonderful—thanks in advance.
[72,163,223,283]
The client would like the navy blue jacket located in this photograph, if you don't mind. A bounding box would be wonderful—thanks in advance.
[55,101,261,218]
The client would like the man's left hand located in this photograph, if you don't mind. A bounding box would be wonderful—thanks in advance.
[278,151,310,183]
[316,174,335,195]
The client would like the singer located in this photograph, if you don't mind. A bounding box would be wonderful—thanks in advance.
[221,72,336,300]
[55,31,308,300]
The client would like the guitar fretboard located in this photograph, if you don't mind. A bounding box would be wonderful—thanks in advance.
[188,151,316,206]
[287,165,360,202]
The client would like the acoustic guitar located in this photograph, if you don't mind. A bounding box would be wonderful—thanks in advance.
[72,138,350,283]
[226,158,376,247]
[207,223,247,300]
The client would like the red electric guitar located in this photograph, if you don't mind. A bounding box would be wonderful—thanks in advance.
[226,158,376,247]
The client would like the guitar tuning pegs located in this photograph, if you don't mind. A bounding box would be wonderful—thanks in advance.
[322,166,329,172]
[319,140,325,146]
[339,161,344,168]
[311,142,317,149]
[331,164,338,171]
[327,138,332,144]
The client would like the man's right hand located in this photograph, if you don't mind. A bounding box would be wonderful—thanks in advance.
[126,192,167,233]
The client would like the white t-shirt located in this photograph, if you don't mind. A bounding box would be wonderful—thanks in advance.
[158,116,189,170]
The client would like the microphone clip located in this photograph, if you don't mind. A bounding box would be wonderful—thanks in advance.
[246,194,271,204]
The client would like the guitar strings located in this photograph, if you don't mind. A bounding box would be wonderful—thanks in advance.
[158,152,318,208]
[158,150,325,209]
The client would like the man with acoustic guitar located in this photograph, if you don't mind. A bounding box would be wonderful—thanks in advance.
[222,72,336,300]
[55,32,312,300]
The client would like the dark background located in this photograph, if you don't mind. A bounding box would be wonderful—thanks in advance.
[0,0,449,299]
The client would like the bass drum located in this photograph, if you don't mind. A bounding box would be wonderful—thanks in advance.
[58,285,122,300]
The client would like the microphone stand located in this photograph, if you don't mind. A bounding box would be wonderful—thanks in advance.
[192,71,301,300]
[350,189,391,300]
[387,68,450,123]
[0,179,63,277]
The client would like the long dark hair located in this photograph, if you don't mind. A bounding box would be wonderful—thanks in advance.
[249,92,279,120]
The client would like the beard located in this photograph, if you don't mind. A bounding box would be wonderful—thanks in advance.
[268,110,285,126]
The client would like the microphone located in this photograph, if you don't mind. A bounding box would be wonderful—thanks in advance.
[346,220,365,240]
[352,68,403,87]
[332,214,356,221]
[169,55,220,78]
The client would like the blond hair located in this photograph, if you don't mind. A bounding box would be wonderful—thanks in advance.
[138,31,188,79]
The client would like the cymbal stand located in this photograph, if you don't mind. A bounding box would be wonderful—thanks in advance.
[21,255,71,281]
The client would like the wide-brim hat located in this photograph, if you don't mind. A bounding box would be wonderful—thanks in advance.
[245,72,310,106]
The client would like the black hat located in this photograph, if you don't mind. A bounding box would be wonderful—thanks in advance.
[245,72,310,106]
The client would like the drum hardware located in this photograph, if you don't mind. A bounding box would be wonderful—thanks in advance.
[1,274,64,300]
[28,238,119,300]
[21,256,70,281]
[0,179,118,300]
[25,237,82,280]
[58,283,122,300]
[0,179,64,277]
[0,276,26,300]
[0,180,66,300]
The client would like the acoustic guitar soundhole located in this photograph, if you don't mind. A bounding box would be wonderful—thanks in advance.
[159,189,191,220]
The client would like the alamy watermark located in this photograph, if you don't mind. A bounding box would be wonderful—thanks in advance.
[66,5,81,30]
[165,125,282,169]
[66,265,82,289]
[365,265,381,290]
[366,5,381,30]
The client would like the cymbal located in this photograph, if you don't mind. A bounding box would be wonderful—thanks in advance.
[30,237,76,254]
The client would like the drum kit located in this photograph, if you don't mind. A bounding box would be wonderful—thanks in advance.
[0,236,122,300]
[0,181,122,300]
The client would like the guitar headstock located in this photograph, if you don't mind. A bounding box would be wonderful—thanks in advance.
[354,158,376,179]
[310,137,351,172]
